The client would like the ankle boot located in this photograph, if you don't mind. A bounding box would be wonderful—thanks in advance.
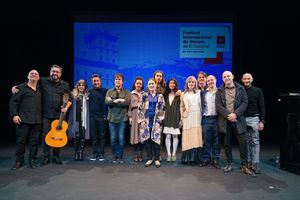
[74,152,79,161]
[78,151,84,161]
[79,140,85,161]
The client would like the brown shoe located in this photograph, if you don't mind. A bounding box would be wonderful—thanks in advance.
[212,160,221,169]
[133,156,139,162]
[241,165,257,177]
[138,156,143,162]
[11,161,23,170]
[199,160,210,167]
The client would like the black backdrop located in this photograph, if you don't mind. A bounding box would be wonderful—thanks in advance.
[1,0,299,145]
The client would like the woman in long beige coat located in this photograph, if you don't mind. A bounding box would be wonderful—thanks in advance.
[180,76,203,165]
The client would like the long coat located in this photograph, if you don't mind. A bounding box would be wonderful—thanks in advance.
[128,90,148,144]
[140,93,165,145]
[215,81,248,134]
[67,94,90,139]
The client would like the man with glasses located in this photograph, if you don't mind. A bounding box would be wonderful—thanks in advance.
[12,65,71,166]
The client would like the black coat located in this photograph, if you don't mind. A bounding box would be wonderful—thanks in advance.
[215,81,248,134]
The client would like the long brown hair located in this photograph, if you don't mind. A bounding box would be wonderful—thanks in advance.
[72,79,89,98]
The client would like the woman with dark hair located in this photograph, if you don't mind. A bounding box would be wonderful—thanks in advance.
[128,76,147,162]
[68,79,90,161]
[163,78,181,162]
[153,70,166,95]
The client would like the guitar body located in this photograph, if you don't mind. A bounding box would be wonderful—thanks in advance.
[45,119,68,148]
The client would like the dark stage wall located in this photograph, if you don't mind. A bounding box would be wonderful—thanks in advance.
[1,1,299,145]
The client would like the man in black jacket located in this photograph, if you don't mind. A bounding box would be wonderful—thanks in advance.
[216,71,253,175]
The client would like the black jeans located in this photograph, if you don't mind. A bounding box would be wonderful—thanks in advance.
[145,138,160,161]
[90,117,106,157]
[42,118,60,158]
[133,143,143,157]
[223,122,247,166]
[15,123,41,163]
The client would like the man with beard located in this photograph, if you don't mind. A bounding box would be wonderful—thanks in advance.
[216,71,254,176]
[241,73,265,174]
[13,65,71,165]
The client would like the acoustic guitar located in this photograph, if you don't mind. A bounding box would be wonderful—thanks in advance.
[45,93,69,148]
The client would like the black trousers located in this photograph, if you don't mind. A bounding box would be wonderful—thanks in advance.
[90,117,106,157]
[133,143,143,157]
[15,123,41,163]
[223,122,247,166]
[145,138,160,161]
[42,118,60,158]
[74,126,85,152]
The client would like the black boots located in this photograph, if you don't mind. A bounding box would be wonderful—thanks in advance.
[74,151,84,161]
[74,152,79,161]
[40,157,50,166]
[29,160,38,169]
[74,137,85,161]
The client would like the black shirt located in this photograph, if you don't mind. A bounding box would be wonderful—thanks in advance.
[40,77,70,119]
[9,83,42,124]
[89,87,108,118]
[244,85,265,122]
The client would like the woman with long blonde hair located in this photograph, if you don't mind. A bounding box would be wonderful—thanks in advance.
[68,79,90,160]
[180,76,202,165]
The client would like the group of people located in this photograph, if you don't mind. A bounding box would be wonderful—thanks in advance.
[9,66,265,176]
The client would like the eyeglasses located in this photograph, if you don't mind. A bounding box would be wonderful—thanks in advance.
[51,70,61,73]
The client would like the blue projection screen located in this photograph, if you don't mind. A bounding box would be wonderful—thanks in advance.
[74,22,232,90]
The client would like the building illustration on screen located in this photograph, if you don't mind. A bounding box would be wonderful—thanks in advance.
[75,29,119,88]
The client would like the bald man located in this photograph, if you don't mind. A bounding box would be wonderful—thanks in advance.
[241,73,265,174]
[9,70,42,170]
[216,71,254,176]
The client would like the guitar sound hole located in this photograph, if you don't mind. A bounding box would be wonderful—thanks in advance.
[50,137,63,141]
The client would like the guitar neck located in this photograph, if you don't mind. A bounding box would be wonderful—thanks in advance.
[56,100,67,130]
[56,112,65,130]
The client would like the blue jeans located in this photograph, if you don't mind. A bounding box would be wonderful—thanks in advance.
[245,116,260,164]
[109,122,126,158]
[202,116,220,162]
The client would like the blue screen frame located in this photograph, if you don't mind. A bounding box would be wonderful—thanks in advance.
[74,21,233,90]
